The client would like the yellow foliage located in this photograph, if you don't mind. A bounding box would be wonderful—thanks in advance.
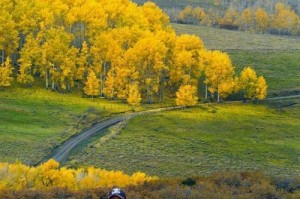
[171,34,205,85]
[204,50,235,100]
[239,66,267,100]
[0,160,157,191]
[219,8,240,28]
[127,83,142,107]
[271,2,300,34]
[240,8,252,31]
[83,70,100,97]
[0,57,14,87]
[255,8,268,32]
[176,84,198,106]
[256,76,267,100]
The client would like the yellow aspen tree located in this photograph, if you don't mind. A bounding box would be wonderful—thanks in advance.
[175,84,198,106]
[90,31,123,96]
[240,8,253,31]
[0,10,19,63]
[13,0,40,36]
[271,3,299,35]
[179,6,194,23]
[239,66,258,100]
[103,69,116,99]
[76,41,89,81]
[218,79,236,99]
[84,70,100,100]
[155,29,176,101]
[66,0,107,45]
[123,34,167,104]
[256,76,267,100]
[219,8,240,29]
[141,2,170,32]
[38,27,73,90]
[206,8,221,27]
[59,47,78,91]
[204,50,235,102]
[17,34,40,86]
[127,83,142,107]
[192,7,206,24]
[113,63,137,100]
[171,34,205,88]
[0,57,14,88]
[255,8,268,33]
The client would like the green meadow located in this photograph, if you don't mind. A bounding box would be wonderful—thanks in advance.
[0,87,131,164]
[70,100,300,177]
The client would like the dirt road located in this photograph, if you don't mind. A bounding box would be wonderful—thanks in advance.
[40,106,185,164]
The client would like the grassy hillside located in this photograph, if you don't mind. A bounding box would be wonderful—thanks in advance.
[0,87,131,164]
[69,100,300,177]
[173,24,300,51]
[133,0,216,9]
[173,23,300,95]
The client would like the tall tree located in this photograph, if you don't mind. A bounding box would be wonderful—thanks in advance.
[240,8,253,31]
[122,34,168,104]
[0,57,14,88]
[256,76,267,100]
[17,34,41,86]
[84,70,100,100]
[0,10,18,63]
[239,66,258,100]
[171,34,205,89]
[255,8,269,33]
[204,50,236,102]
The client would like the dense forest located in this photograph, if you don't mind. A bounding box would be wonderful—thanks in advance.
[0,0,266,106]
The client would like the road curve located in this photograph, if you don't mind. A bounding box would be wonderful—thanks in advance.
[39,115,125,164]
[39,106,185,165]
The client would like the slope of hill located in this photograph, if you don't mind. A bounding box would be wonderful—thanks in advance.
[0,87,131,165]
[173,23,300,50]
[69,101,300,177]
[173,23,300,95]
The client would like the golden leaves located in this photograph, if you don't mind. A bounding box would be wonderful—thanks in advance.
[0,160,157,191]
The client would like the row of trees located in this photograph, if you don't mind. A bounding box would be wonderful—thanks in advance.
[178,2,300,35]
[0,0,267,106]
[0,159,156,191]
[213,0,300,14]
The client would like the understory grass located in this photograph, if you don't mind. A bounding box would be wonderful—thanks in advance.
[69,100,300,177]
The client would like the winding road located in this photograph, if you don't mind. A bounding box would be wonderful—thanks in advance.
[40,95,300,165]
[39,106,185,164]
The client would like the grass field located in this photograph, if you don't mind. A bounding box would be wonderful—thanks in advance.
[229,51,300,94]
[0,86,131,164]
[173,23,300,95]
[69,100,300,177]
[173,24,300,50]
[133,0,216,9]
